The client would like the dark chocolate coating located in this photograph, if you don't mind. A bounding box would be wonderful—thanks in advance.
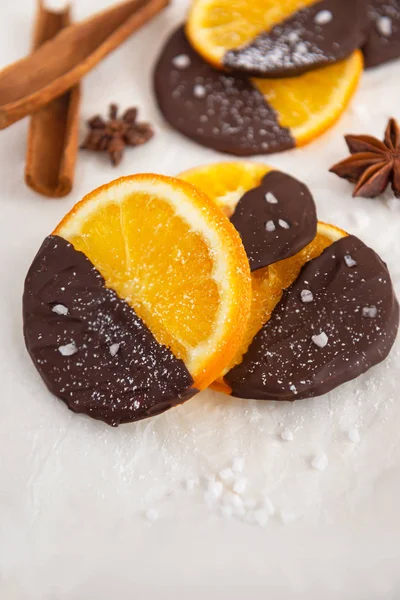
[153,27,294,156]
[226,236,399,400]
[223,0,368,78]
[23,236,196,427]
[230,170,317,271]
[363,0,400,68]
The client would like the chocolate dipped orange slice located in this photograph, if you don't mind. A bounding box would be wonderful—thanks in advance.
[154,27,363,156]
[186,0,367,77]
[180,161,399,398]
[226,234,399,400]
[23,174,251,425]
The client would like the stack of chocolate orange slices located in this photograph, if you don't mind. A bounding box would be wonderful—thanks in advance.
[23,164,399,426]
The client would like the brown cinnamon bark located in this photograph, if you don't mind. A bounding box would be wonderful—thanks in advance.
[0,0,169,129]
[25,1,80,198]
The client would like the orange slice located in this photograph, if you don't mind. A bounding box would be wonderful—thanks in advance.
[179,162,346,393]
[54,173,252,390]
[187,0,317,70]
[253,51,363,147]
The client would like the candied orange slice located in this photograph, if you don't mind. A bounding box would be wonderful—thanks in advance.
[54,174,252,390]
[179,162,346,392]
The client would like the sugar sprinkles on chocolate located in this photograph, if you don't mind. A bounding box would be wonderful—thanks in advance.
[226,236,399,401]
[23,236,196,426]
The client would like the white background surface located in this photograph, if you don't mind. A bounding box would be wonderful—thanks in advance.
[1,1,400,598]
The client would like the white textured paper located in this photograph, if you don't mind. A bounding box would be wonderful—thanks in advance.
[0,1,400,598]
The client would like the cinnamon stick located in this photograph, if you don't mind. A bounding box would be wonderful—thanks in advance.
[0,0,169,130]
[25,1,80,198]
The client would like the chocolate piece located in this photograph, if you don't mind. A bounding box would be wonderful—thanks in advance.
[223,0,367,78]
[23,236,196,426]
[226,236,399,400]
[363,0,400,68]
[153,26,294,156]
[230,170,317,271]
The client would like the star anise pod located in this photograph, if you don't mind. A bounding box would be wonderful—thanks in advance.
[81,103,154,166]
[329,118,400,198]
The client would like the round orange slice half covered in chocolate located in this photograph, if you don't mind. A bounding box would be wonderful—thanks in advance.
[154,27,363,156]
[179,161,399,399]
[186,0,367,77]
[23,174,251,425]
